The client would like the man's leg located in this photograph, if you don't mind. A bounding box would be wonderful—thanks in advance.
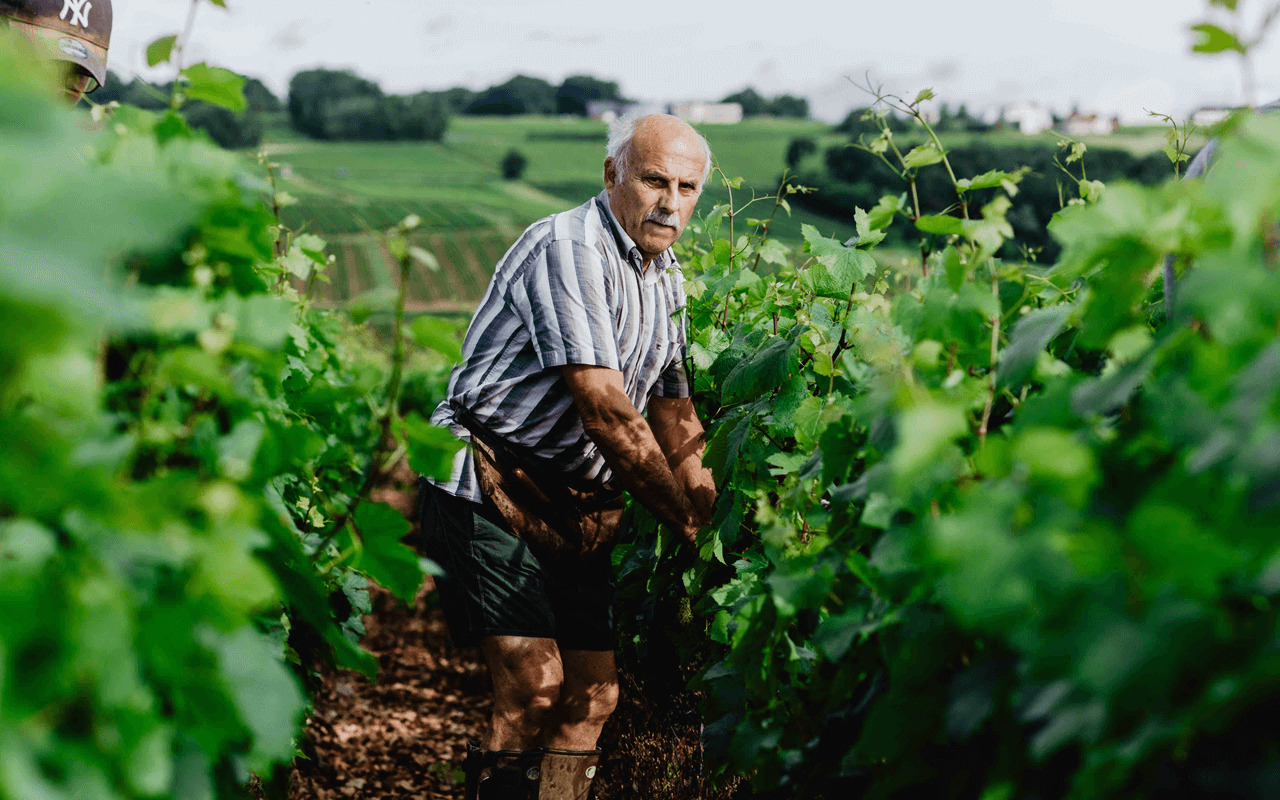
[480,635,564,750]
[542,649,619,749]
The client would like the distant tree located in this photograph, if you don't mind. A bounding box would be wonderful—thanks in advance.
[785,136,817,169]
[285,69,448,141]
[835,106,912,136]
[721,87,767,116]
[501,149,528,180]
[91,70,168,110]
[935,102,989,133]
[184,101,263,149]
[467,74,557,116]
[242,77,281,113]
[385,91,449,141]
[555,75,621,116]
[766,94,809,119]
[288,69,389,140]
[437,86,476,114]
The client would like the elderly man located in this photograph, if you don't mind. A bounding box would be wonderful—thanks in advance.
[420,113,716,799]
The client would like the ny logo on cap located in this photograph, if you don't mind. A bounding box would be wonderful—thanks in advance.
[59,0,92,29]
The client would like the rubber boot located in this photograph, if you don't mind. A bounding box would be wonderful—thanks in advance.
[534,748,601,800]
[462,741,542,800]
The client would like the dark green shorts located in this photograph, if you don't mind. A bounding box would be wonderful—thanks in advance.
[418,479,617,652]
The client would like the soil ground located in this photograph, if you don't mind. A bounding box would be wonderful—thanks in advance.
[288,461,749,800]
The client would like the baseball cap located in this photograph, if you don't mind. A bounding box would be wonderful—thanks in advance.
[1,0,113,90]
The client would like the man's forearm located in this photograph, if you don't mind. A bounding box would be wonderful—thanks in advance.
[648,395,716,525]
[579,401,697,536]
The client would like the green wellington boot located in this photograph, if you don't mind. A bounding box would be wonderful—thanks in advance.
[462,743,602,800]
[533,748,601,799]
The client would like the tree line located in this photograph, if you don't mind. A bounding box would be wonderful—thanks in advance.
[91,67,814,151]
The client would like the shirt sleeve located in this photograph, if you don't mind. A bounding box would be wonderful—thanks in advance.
[505,238,622,371]
[652,275,691,399]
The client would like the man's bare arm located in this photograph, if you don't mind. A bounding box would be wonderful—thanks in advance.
[648,395,716,526]
[560,365,700,543]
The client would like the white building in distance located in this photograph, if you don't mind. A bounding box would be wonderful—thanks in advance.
[1063,112,1118,136]
[1002,101,1054,135]
[669,102,744,125]
[586,100,666,123]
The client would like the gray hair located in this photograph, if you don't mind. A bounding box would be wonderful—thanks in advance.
[606,112,713,188]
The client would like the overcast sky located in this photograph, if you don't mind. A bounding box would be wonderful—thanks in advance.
[106,0,1280,124]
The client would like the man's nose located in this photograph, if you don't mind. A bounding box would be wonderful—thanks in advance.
[658,184,678,213]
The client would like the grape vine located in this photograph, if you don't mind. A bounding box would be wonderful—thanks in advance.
[0,25,460,800]
[618,54,1280,800]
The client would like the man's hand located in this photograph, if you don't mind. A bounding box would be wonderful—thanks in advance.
[560,366,708,544]
[649,395,716,536]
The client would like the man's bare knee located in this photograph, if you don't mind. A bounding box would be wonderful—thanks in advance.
[560,677,619,726]
[483,636,565,732]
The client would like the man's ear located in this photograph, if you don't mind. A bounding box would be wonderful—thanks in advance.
[603,157,617,191]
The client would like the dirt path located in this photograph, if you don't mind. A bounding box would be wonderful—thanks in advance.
[290,581,488,799]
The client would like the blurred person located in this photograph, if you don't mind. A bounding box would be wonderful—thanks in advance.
[419,113,717,800]
[1,0,112,104]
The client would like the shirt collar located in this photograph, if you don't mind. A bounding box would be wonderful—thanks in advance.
[595,191,674,274]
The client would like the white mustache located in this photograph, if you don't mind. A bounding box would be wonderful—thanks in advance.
[644,209,680,228]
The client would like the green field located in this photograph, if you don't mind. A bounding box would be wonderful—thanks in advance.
[258,115,1188,311]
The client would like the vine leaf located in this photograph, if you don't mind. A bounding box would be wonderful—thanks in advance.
[352,502,428,603]
[400,412,465,482]
[801,224,876,298]
[1190,23,1246,54]
[902,143,945,169]
[180,63,247,112]
[145,35,178,67]
[998,305,1072,388]
[722,336,797,405]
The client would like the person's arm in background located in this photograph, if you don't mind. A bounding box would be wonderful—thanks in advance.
[560,365,707,544]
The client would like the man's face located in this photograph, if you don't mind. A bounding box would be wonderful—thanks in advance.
[604,117,706,266]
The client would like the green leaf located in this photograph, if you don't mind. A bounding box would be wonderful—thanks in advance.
[914,88,936,104]
[1190,23,1246,54]
[721,336,797,405]
[801,224,876,298]
[353,502,423,603]
[401,412,465,482]
[998,305,1072,388]
[410,315,463,363]
[890,402,968,477]
[180,63,247,112]
[867,193,906,230]
[851,207,888,248]
[347,286,398,325]
[915,214,964,236]
[755,238,790,266]
[792,395,829,450]
[146,35,178,67]
[941,246,964,292]
[215,627,305,770]
[902,143,945,169]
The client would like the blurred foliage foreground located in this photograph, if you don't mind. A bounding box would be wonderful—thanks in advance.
[0,36,463,800]
[613,86,1280,800]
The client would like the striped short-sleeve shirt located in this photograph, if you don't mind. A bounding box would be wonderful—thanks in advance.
[428,191,690,503]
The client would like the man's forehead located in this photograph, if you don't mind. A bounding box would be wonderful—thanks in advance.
[632,124,704,168]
